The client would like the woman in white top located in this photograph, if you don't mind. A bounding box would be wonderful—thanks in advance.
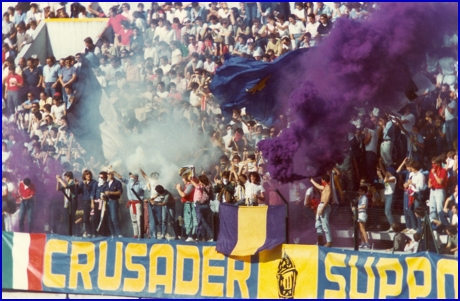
[379,167,397,232]
[355,185,370,249]
[51,96,66,121]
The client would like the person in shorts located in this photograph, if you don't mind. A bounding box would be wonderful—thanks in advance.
[355,184,370,249]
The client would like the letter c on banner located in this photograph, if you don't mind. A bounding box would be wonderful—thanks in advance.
[324,253,346,299]
[405,257,431,299]
[376,258,403,298]
[175,245,201,295]
[43,239,68,289]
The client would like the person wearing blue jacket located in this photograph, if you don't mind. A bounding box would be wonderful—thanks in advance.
[77,170,97,238]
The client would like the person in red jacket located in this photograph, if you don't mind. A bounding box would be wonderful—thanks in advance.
[428,156,448,225]
[18,177,35,232]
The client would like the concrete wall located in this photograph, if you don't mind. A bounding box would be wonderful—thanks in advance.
[15,20,51,66]
[14,18,106,64]
[45,18,107,60]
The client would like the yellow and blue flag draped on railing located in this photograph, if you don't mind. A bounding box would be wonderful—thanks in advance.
[216,204,286,256]
[209,49,310,126]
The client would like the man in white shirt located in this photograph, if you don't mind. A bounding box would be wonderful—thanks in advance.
[305,13,319,39]
[288,14,305,49]
[174,2,189,24]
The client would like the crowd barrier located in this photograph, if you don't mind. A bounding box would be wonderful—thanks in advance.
[2,231,457,299]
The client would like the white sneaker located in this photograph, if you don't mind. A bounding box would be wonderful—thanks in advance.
[185,237,194,242]
[207,238,214,242]
[407,229,417,234]
[385,227,394,232]
[401,229,409,233]
[82,233,88,238]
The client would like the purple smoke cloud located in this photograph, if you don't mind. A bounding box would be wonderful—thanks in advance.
[259,2,458,183]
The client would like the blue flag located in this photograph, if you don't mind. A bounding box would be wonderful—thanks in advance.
[209,49,310,126]
[216,204,286,256]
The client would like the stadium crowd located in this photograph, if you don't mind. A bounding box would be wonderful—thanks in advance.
[1,2,458,255]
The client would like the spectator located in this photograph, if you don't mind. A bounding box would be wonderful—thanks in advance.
[428,156,448,225]
[355,184,370,248]
[310,174,332,247]
[317,13,333,36]
[176,171,196,241]
[42,56,60,97]
[14,22,33,53]
[404,233,421,253]
[18,177,36,232]
[23,57,43,99]
[58,56,77,106]
[13,4,26,25]
[76,170,97,238]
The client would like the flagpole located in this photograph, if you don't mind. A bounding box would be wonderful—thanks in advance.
[59,188,73,236]
[131,188,144,238]
[275,189,289,244]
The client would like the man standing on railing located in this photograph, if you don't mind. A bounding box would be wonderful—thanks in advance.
[18,177,35,233]
[105,171,123,237]
[310,175,333,247]
[113,171,147,238]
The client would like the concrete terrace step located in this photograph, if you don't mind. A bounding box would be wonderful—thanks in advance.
[333,230,448,244]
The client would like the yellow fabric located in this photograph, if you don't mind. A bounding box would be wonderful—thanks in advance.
[231,206,268,256]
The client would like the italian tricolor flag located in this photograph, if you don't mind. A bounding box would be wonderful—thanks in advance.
[2,232,46,291]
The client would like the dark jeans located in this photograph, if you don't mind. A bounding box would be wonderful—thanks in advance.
[445,118,458,149]
[403,192,417,230]
[19,198,34,232]
[82,200,94,236]
[63,198,78,236]
[6,90,19,116]
[196,204,213,240]
[365,151,378,183]
[107,199,121,236]
[148,203,162,238]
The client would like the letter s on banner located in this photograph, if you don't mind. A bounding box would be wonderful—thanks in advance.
[123,243,147,293]
[324,253,346,299]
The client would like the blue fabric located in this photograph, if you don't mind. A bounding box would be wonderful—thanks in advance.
[209,49,309,126]
[315,204,332,243]
[19,198,34,232]
[78,179,98,201]
[216,203,286,256]
[385,194,394,226]
[107,199,121,236]
[148,204,162,238]
[120,178,146,200]
[107,179,123,200]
